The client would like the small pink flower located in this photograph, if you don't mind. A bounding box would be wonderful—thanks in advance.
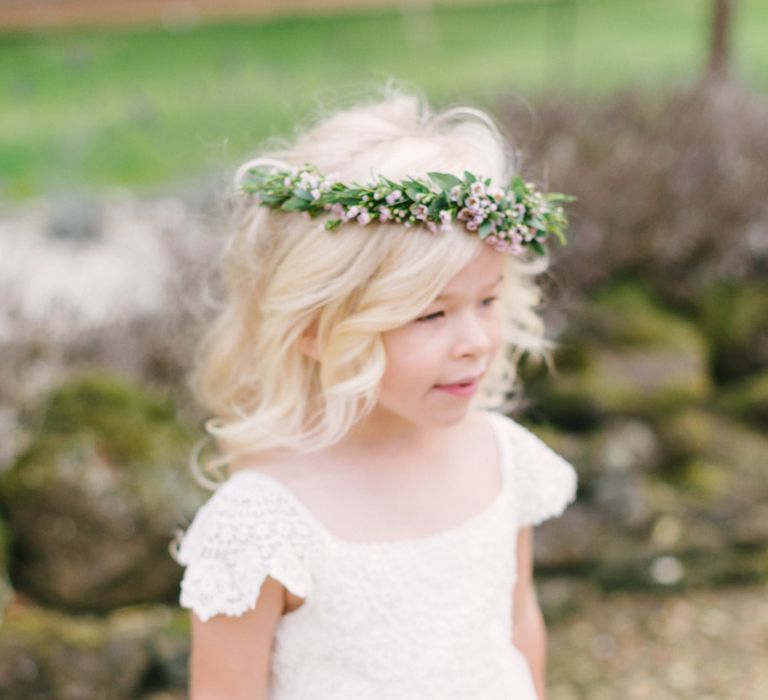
[449,185,463,202]
[411,204,429,221]
[488,186,504,201]
[386,190,402,205]
[379,206,392,222]
[439,210,452,232]
[425,221,438,234]
[343,205,360,222]
[470,181,486,197]
[357,209,371,225]
[300,173,319,189]
[466,220,479,231]
[517,224,533,241]
[486,235,499,245]
[330,203,345,219]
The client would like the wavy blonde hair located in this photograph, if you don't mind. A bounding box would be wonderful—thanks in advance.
[188,83,551,489]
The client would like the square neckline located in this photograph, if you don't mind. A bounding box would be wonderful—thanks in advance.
[228,410,513,550]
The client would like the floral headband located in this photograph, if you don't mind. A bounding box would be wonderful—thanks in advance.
[239,163,573,256]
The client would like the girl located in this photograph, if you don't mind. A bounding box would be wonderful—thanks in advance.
[172,84,578,700]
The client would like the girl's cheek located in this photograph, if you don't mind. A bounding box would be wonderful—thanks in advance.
[382,326,433,362]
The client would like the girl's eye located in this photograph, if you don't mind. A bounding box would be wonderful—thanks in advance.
[416,297,498,322]
[416,310,444,322]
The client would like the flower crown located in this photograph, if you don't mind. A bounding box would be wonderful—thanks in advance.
[239,163,573,256]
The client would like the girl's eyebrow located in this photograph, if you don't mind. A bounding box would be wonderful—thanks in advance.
[435,274,503,301]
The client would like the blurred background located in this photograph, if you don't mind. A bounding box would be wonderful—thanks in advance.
[0,1,766,698]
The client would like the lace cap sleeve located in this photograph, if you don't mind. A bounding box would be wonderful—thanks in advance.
[171,473,314,622]
[503,416,578,528]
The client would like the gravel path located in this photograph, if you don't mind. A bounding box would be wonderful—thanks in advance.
[547,583,768,700]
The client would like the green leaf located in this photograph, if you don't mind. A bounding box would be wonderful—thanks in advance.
[548,193,577,204]
[427,172,463,191]
[427,193,447,218]
[550,226,567,245]
[405,187,421,201]
[478,221,494,239]
[281,196,308,211]
[463,170,477,184]
[257,193,284,205]
[529,240,546,256]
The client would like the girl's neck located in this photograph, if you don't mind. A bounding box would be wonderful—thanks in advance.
[338,406,468,457]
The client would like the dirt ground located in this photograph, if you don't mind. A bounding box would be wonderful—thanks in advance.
[547,583,768,700]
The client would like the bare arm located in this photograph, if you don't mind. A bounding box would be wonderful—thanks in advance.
[189,575,287,700]
[512,526,548,700]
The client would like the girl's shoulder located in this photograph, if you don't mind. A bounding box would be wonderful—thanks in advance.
[175,466,317,560]
[172,461,317,622]
[482,410,579,528]
[184,455,318,542]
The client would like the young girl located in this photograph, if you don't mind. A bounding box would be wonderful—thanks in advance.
[172,85,578,700]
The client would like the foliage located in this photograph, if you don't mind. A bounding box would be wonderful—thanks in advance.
[241,163,571,256]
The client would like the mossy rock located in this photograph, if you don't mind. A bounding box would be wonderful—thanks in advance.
[583,418,661,474]
[0,602,189,699]
[655,407,716,462]
[654,411,768,551]
[592,545,768,593]
[0,373,205,612]
[658,409,768,481]
[582,506,767,591]
[0,516,14,622]
[696,282,768,382]
[536,577,593,626]
[720,372,768,428]
[576,284,707,351]
[529,283,711,425]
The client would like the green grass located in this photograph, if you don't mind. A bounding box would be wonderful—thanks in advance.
[1,0,767,200]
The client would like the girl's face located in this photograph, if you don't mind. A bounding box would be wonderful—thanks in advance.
[375,245,505,431]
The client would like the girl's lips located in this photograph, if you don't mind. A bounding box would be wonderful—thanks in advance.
[434,379,478,397]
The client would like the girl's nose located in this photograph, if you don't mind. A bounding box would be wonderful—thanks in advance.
[452,310,495,358]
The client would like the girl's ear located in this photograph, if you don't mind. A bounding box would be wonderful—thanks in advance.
[298,319,321,361]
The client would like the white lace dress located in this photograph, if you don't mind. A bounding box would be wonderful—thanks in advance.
[174,411,578,700]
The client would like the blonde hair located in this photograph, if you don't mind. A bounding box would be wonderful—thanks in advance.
[188,83,551,488]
